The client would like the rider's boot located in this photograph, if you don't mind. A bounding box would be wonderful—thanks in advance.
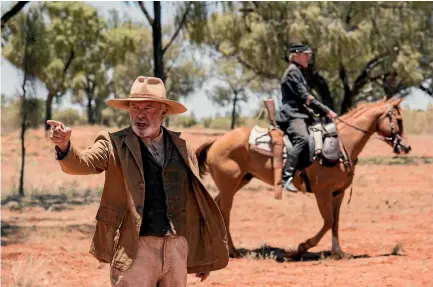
[282,154,298,192]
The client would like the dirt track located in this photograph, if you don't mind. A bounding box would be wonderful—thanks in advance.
[1,127,433,286]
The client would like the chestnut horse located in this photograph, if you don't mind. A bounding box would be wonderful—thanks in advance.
[196,97,411,258]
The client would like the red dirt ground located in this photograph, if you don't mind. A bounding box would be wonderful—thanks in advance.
[1,126,433,286]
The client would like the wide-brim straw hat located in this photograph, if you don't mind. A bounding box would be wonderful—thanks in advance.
[106,76,187,115]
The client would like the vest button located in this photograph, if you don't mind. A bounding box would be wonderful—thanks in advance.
[138,183,145,190]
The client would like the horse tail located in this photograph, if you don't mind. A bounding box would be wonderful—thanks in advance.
[195,140,216,178]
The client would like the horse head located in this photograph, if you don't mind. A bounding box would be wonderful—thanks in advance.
[376,97,411,154]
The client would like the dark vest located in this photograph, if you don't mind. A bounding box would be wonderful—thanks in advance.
[138,133,189,237]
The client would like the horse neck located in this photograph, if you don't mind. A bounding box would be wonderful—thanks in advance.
[337,103,385,161]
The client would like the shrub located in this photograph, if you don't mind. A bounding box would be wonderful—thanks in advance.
[53,108,82,126]
[101,107,130,128]
[1,96,45,132]
[170,112,198,128]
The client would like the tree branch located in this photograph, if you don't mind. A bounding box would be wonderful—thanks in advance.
[339,64,354,114]
[236,56,279,80]
[57,48,75,98]
[352,52,390,96]
[163,2,192,55]
[1,1,29,29]
[137,1,153,26]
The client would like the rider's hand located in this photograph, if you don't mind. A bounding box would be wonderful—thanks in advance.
[47,120,72,153]
[328,110,337,119]
[195,271,210,282]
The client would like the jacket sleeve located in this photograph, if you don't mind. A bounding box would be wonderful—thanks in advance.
[308,98,331,117]
[56,131,111,175]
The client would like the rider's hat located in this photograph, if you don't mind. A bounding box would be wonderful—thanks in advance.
[284,44,313,62]
[288,44,313,54]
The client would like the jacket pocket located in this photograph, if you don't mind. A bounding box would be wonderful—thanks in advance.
[92,206,126,263]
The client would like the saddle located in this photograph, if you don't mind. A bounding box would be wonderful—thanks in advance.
[248,98,347,199]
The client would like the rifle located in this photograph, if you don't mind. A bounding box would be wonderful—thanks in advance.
[264,98,277,128]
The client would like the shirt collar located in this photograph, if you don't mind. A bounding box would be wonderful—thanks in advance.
[141,127,164,146]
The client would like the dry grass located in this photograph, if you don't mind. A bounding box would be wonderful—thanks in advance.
[401,105,433,134]
[2,126,433,287]
[391,243,404,256]
[10,254,51,287]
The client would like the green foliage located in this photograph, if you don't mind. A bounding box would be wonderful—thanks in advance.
[1,96,45,132]
[1,96,21,133]
[193,2,433,111]
[100,107,130,128]
[169,112,198,128]
[21,98,45,128]
[198,114,246,130]
[2,5,50,79]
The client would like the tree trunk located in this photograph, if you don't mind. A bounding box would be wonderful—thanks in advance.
[94,97,101,124]
[19,75,28,197]
[305,67,335,112]
[339,65,354,115]
[153,2,165,83]
[1,1,29,29]
[87,95,95,125]
[231,90,238,130]
[44,91,55,133]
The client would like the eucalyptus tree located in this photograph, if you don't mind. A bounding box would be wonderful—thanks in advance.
[192,1,433,114]
[2,7,50,196]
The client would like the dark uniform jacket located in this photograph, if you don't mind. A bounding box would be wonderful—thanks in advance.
[276,62,330,123]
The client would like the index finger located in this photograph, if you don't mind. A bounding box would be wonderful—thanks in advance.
[46,120,62,127]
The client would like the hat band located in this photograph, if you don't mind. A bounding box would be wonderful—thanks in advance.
[129,93,166,100]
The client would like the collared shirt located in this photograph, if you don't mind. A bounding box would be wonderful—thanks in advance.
[139,128,165,167]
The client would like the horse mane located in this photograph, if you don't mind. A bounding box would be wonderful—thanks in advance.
[340,99,386,119]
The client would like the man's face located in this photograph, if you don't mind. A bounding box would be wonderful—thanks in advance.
[293,52,312,68]
[129,102,167,138]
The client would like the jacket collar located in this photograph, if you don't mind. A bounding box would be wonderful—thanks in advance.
[112,126,193,178]
[111,126,144,177]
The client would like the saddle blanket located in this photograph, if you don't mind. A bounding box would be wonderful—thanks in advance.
[248,125,288,158]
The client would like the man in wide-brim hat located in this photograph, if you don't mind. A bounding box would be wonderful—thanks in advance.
[47,76,229,287]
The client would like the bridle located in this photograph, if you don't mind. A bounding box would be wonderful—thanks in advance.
[333,104,412,205]
[336,104,412,154]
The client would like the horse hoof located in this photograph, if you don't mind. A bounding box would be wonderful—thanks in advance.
[297,243,307,254]
[331,250,352,260]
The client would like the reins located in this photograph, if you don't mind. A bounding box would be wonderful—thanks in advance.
[333,104,403,204]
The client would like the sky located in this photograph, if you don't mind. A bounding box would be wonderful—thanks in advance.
[1,1,432,119]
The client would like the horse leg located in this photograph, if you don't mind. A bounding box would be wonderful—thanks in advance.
[296,191,334,256]
[331,190,347,258]
[213,171,249,258]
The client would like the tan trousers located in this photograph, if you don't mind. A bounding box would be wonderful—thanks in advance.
[110,236,188,287]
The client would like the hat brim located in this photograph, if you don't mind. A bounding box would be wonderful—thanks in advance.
[106,97,187,115]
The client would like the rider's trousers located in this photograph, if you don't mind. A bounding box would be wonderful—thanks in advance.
[277,118,310,180]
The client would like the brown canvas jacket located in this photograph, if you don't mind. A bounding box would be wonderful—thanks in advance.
[56,126,229,273]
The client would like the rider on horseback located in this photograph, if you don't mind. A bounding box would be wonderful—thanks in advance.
[276,44,337,192]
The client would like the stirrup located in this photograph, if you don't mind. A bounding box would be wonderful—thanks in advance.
[282,177,298,193]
